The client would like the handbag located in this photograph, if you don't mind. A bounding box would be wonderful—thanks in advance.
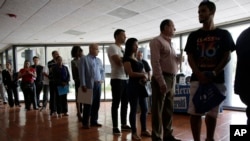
[192,83,225,113]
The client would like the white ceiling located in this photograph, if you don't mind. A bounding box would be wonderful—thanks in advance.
[0,0,250,51]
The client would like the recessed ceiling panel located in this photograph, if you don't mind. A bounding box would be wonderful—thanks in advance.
[107,7,139,19]
[124,0,159,13]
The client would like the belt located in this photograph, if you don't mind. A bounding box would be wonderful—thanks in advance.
[162,72,176,77]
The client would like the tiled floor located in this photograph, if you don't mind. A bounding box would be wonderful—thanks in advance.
[0,101,247,141]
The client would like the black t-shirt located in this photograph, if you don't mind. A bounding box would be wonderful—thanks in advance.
[140,59,151,73]
[47,60,56,81]
[234,27,250,94]
[184,28,235,83]
[31,65,43,83]
[123,56,144,83]
[123,56,147,96]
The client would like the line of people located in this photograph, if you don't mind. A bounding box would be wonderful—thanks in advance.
[68,29,153,140]
[1,1,249,141]
[0,53,71,117]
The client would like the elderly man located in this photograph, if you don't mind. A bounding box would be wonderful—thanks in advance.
[150,19,182,141]
[79,43,104,129]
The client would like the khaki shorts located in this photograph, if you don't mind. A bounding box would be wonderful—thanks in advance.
[187,81,226,118]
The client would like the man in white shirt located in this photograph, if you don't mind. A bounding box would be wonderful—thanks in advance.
[107,29,131,135]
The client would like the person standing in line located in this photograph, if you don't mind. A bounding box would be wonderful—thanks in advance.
[79,43,104,129]
[136,50,152,113]
[184,1,235,141]
[2,61,21,108]
[234,27,250,128]
[31,56,44,108]
[0,64,8,105]
[123,38,151,140]
[51,56,70,117]
[18,60,37,110]
[48,51,59,116]
[40,65,49,110]
[150,19,182,141]
[71,45,84,121]
[107,29,131,135]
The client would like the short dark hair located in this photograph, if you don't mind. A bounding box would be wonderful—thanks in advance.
[33,56,39,60]
[52,50,58,55]
[114,29,125,39]
[71,45,82,58]
[160,19,172,32]
[199,0,216,13]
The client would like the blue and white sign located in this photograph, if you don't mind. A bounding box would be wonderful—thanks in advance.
[174,84,190,113]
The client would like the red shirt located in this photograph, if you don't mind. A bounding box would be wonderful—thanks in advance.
[19,68,36,83]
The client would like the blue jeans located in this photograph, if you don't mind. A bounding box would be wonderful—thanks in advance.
[82,82,101,126]
[128,92,148,133]
[110,79,129,128]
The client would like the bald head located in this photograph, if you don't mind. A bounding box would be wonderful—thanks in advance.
[89,43,99,56]
[136,51,143,60]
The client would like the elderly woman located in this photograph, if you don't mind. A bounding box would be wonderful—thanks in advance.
[51,56,70,117]
[18,60,37,110]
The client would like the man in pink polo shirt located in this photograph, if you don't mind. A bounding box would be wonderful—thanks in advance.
[150,19,182,141]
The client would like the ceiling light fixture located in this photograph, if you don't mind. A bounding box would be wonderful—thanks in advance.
[107,7,139,19]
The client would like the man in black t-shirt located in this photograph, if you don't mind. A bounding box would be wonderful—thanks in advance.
[184,1,235,141]
[235,27,250,128]
[136,51,151,79]
[136,51,152,113]
[47,51,59,116]
[31,56,44,107]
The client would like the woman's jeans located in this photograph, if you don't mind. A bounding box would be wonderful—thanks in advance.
[21,82,37,110]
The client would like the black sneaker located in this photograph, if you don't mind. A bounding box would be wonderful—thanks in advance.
[113,128,121,135]
[121,125,131,131]
[164,135,181,141]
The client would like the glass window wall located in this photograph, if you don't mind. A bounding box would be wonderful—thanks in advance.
[1,21,249,110]
[15,46,45,101]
